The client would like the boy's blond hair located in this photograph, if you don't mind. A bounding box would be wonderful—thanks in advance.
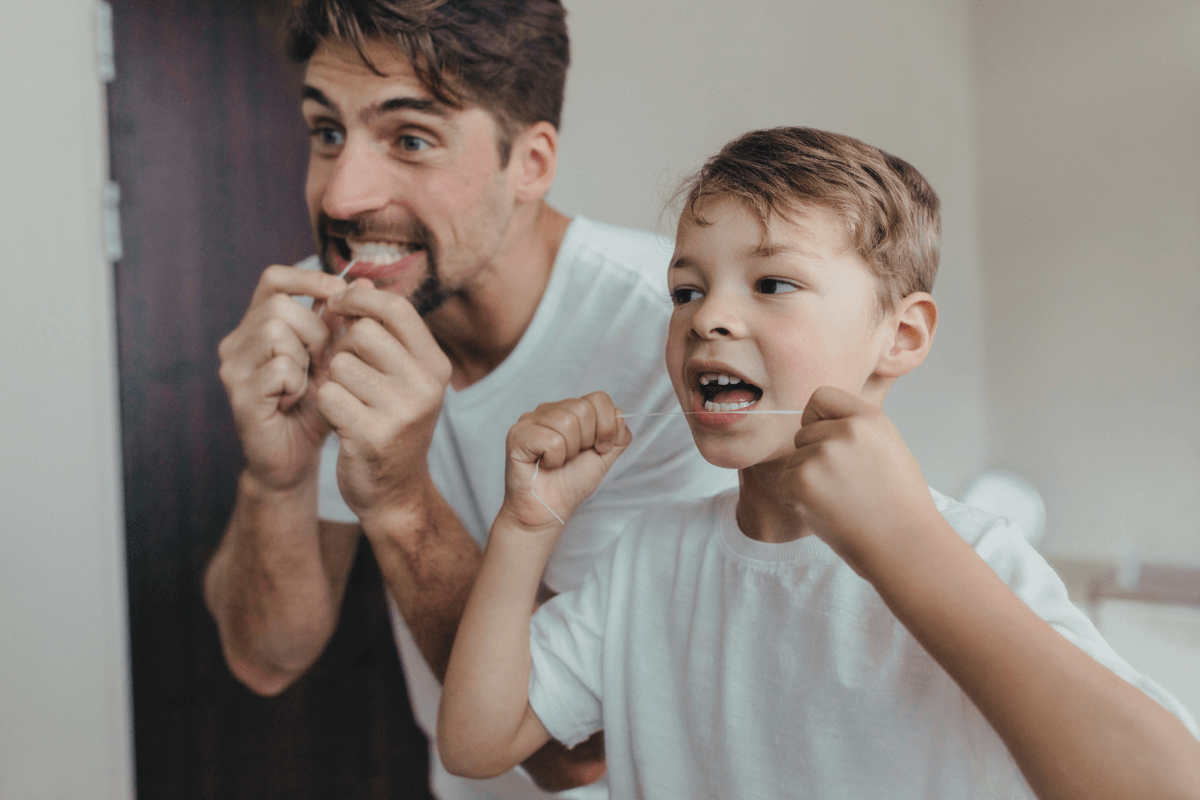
[678,126,940,310]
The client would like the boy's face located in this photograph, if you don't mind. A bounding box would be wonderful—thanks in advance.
[665,198,894,469]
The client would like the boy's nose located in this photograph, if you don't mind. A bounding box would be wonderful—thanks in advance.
[691,294,745,339]
[321,137,393,220]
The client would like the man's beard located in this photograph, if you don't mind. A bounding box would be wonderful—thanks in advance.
[317,212,456,317]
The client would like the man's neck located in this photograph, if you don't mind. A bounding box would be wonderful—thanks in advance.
[427,202,571,390]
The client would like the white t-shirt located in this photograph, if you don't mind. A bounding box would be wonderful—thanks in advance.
[316,218,737,800]
[528,488,1200,800]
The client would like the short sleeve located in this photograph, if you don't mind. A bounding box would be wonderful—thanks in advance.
[972,515,1200,738]
[527,542,619,748]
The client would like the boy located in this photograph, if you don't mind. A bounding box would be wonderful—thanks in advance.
[437,128,1200,798]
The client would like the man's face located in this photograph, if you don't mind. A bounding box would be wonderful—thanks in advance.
[301,39,519,315]
[665,198,892,469]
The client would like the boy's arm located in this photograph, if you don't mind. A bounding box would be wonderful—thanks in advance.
[785,387,1200,800]
[438,393,631,779]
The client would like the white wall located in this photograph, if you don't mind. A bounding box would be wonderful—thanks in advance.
[551,0,993,494]
[0,2,135,799]
[973,0,1200,566]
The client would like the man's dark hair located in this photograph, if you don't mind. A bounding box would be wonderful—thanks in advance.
[285,0,570,165]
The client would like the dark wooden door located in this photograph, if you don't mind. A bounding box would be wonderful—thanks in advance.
[109,1,433,797]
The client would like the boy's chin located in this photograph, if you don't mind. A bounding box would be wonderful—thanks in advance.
[694,439,793,471]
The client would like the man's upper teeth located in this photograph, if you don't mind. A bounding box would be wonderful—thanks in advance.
[699,373,742,386]
[349,241,416,264]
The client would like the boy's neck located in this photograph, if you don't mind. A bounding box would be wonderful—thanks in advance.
[734,463,818,544]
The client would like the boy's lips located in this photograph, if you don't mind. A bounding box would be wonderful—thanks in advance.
[686,363,764,422]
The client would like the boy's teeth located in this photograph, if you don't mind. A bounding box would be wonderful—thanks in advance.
[703,400,754,412]
[699,373,742,386]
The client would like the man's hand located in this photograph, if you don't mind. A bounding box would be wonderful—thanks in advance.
[501,392,632,532]
[218,265,348,491]
[315,280,454,529]
[776,386,939,577]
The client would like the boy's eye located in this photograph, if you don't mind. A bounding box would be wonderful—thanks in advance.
[398,134,431,152]
[758,277,799,295]
[671,287,704,306]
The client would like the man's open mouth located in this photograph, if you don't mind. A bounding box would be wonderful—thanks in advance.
[697,372,763,412]
[334,238,425,282]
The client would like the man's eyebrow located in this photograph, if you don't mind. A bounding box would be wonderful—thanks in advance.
[301,85,337,112]
[301,86,451,122]
[371,96,450,120]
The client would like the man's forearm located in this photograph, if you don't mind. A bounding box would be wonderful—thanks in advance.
[439,511,558,778]
[359,477,484,681]
[866,516,1200,800]
[371,491,608,790]
[204,468,346,695]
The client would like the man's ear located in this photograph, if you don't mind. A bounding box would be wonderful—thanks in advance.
[510,120,559,204]
[875,292,937,378]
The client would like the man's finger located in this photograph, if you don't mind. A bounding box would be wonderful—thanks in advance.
[324,281,448,370]
[249,264,347,309]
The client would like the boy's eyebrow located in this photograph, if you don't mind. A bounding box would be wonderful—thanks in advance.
[748,240,805,259]
[670,254,699,270]
[301,85,451,123]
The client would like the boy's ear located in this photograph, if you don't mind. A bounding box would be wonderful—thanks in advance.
[875,292,937,378]
[510,120,559,204]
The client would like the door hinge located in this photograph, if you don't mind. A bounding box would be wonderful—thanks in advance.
[96,1,115,83]
[104,180,123,263]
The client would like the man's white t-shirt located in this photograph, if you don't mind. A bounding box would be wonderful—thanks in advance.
[528,488,1200,800]
[315,218,736,800]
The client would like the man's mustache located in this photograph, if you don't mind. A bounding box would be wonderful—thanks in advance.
[317,213,436,258]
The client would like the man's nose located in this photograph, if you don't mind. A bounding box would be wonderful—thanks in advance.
[322,137,393,220]
[692,292,745,339]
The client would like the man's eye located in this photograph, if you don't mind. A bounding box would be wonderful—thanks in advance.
[310,127,345,147]
[671,287,703,306]
[398,135,431,152]
[758,278,799,295]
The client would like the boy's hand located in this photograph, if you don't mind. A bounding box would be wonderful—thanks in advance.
[776,386,940,577]
[501,392,632,531]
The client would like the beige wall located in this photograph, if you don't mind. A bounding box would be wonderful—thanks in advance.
[0,2,135,799]
[552,0,992,494]
[973,0,1200,566]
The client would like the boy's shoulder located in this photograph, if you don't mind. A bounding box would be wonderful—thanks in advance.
[611,488,739,555]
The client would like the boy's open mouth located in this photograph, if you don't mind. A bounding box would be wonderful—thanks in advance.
[698,372,762,412]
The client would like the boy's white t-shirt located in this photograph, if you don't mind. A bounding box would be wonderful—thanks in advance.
[528,488,1200,800]
[314,218,737,800]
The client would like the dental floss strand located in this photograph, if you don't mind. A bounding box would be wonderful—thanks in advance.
[527,409,806,524]
[300,260,361,396]
[316,259,359,320]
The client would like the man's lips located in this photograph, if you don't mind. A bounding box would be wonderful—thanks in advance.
[330,248,425,287]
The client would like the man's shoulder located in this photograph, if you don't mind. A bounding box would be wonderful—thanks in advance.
[562,217,674,289]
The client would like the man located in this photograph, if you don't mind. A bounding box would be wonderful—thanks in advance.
[204,2,731,799]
